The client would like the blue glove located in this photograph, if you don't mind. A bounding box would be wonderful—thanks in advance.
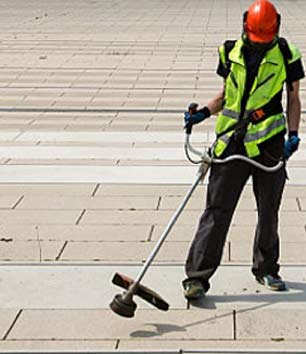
[284,133,300,160]
[184,103,211,133]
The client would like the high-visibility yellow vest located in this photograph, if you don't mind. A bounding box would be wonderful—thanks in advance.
[214,39,302,158]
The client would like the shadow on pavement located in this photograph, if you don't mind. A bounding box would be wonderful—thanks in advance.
[129,280,306,338]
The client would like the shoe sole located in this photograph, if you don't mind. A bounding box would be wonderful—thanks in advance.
[256,278,287,291]
[183,290,205,300]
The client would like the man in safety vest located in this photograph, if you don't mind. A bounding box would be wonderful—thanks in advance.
[183,0,304,300]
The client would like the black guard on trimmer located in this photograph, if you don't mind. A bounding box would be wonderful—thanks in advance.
[112,272,169,311]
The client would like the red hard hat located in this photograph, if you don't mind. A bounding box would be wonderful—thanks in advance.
[245,0,279,43]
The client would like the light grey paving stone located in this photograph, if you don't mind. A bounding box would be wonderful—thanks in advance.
[0,142,38,147]
[151,224,206,242]
[159,196,257,211]
[189,265,306,310]
[0,264,187,309]
[0,310,19,339]
[60,240,226,263]
[38,142,131,148]
[17,195,160,210]
[0,165,304,184]
[0,132,20,141]
[118,339,306,350]
[233,211,306,227]
[0,340,117,350]
[228,226,306,243]
[152,225,306,243]
[0,240,64,261]
[2,264,306,310]
[104,125,148,132]
[8,309,233,340]
[0,184,96,196]
[0,210,82,225]
[0,224,152,242]
[79,210,201,226]
[96,184,206,197]
[117,160,190,166]
[160,193,299,211]
[60,241,155,262]
[80,209,306,227]
[236,309,306,340]
[7,159,119,166]
[230,241,306,264]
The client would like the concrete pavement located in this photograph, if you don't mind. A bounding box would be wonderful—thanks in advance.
[0,0,306,352]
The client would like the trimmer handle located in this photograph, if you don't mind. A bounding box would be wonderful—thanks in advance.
[185,103,198,135]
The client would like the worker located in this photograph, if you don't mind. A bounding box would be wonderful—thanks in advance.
[183,0,304,300]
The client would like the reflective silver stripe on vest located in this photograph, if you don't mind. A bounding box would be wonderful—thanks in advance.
[244,115,285,143]
[218,133,231,145]
[221,109,240,120]
[222,108,249,120]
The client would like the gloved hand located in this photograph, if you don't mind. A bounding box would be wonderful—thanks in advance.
[284,132,300,160]
[184,103,211,134]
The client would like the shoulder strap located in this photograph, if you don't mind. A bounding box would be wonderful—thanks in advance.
[223,40,237,76]
[278,37,293,91]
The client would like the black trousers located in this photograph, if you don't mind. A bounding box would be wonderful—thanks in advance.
[185,157,286,285]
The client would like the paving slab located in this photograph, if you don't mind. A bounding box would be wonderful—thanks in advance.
[0,340,117,350]
[7,158,119,166]
[118,339,306,350]
[79,210,201,226]
[227,226,306,243]
[0,184,96,196]
[59,240,227,264]
[230,241,306,264]
[236,309,306,340]
[96,184,207,197]
[152,225,306,243]
[159,196,300,211]
[17,195,160,210]
[0,224,152,242]
[1,265,306,311]
[0,166,304,184]
[0,241,64,262]
[7,309,233,340]
[0,210,82,225]
[79,209,306,227]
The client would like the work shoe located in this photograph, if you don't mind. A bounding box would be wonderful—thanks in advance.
[256,274,287,291]
[182,279,206,300]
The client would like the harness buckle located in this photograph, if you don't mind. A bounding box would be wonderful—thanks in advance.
[250,108,265,122]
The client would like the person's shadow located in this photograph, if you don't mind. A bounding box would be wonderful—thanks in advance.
[130,280,306,338]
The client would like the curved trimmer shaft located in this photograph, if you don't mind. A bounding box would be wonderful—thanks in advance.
[110,132,284,318]
[110,159,210,317]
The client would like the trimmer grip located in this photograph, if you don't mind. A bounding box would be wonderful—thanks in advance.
[185,123,193,135]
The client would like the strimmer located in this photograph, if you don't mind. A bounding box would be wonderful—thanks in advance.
[109,122,284,318]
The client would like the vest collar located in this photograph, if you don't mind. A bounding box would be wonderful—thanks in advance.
[229,39,281,66]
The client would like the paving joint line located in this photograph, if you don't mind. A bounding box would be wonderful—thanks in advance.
[233,309,237,340]
[147,225,155,242]
[296,197,302,211]
[156,196,162,210]
[2,309,22,340]
[12,195,24,209]
[55,241,68,261]
[75,209,86,225]
[91,183,100,197]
